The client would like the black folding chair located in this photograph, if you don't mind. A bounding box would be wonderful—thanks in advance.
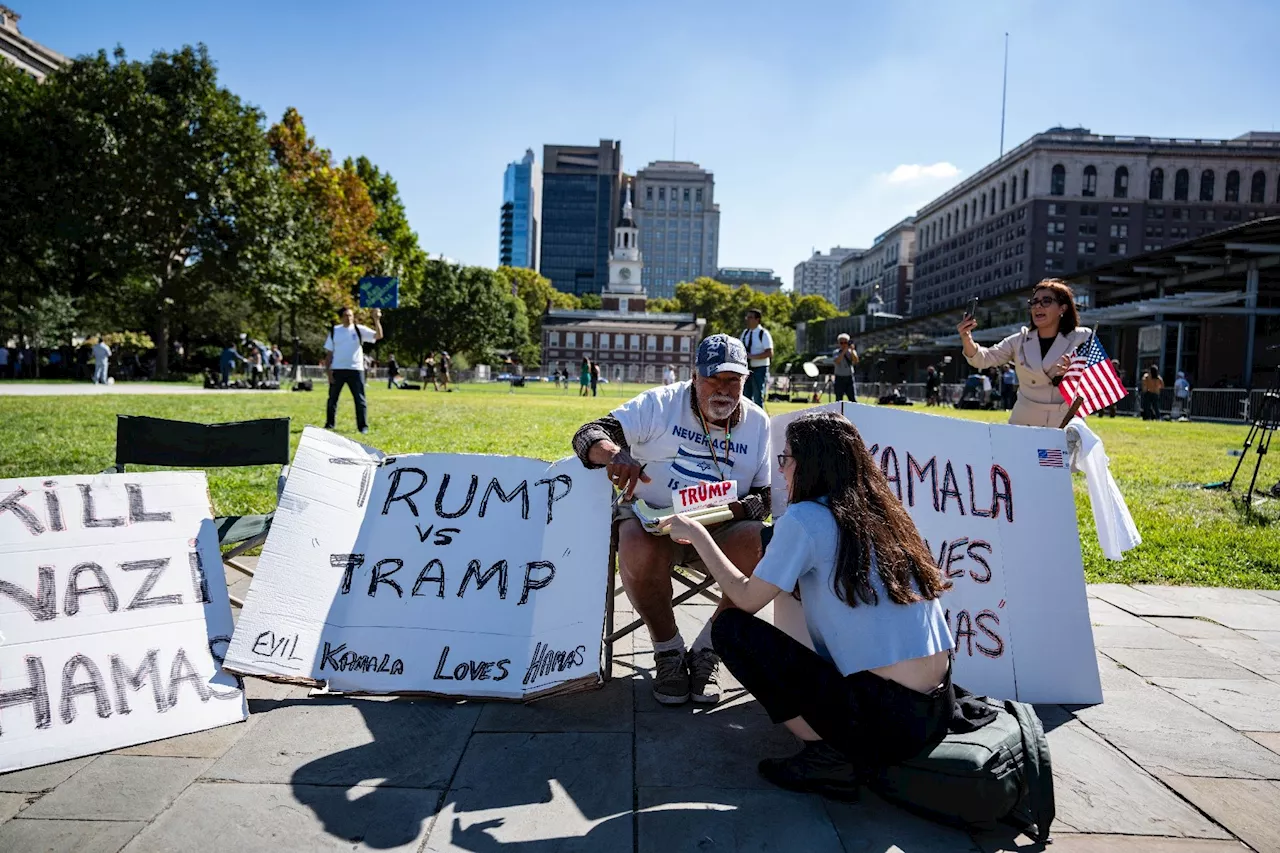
[103,415,291,608]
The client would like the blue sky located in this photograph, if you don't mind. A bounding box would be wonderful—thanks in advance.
[25,0,1280,288]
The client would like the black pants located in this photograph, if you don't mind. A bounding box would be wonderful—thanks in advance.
[1141,391,1160,420]
[834,375,856,402]
[326,369,368,430]
[712,608,952,776]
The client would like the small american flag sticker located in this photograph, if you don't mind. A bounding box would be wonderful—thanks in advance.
[1038,448,1066,468]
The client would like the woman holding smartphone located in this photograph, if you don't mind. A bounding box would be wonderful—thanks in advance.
[956,279,1093,427]
[662,411,954,800]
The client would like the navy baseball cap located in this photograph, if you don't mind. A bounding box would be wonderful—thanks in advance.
[696,334,749,377]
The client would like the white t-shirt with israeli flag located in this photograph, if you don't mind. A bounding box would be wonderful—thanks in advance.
[610,380,771,509]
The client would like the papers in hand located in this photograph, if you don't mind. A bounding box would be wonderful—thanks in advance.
[629,498,736,535]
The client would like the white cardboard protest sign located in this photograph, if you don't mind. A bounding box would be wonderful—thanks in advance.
[769,403,1102,704]
[223,427,612,700]
[0,473,246,772]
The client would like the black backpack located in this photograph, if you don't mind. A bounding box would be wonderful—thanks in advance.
[870,697,1055,842]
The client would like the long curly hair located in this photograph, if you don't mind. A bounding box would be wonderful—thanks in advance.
[784,411,950,607]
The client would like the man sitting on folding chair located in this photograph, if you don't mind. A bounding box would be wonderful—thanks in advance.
[572,334,772,707]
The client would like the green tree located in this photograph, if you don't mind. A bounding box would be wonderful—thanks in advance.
[352,156,426,306]
[579,293,603,310]
[390,261,517,363]
[790,294,842,325]
[645,296,680,313]
[495,266,578,360]
[14,291,79,378]
[71,46,291,376]
[268,108,384,315]
[0,58,140,326]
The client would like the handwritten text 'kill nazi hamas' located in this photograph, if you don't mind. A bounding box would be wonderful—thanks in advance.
[0,481,239,733]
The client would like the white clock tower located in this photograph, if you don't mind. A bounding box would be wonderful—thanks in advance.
[603,182,646,312]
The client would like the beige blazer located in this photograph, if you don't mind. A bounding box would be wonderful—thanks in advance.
[965,326,1094,427]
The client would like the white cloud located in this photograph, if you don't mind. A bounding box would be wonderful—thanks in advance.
[884,162,961,183]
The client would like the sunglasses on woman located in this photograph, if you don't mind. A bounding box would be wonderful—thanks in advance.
[1027,297,1060,308]
[777,453,794,468]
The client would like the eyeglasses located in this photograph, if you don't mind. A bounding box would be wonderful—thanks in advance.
[777,453,794,469]
[1027,297,1060,308]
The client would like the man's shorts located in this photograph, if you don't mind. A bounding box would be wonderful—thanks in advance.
[612,500,762,570]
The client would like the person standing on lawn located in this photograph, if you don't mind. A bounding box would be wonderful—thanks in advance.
[739,309,773,408]
[92,335,112,385]
[832,334,858,402]
[387,354,400,389]
[957,279,1092,427]
[437,351,452,392]
[590,359,600,397]
[580,357,592,397]
[323,306,383,434]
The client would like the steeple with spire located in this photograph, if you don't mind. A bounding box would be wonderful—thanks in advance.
[604,179,645,310]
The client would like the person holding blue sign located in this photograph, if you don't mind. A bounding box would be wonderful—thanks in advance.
[323,306,383,434]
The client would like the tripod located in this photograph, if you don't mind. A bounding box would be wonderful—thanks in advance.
[1225,367,1280,511]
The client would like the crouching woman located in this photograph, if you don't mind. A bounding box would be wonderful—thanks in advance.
[662,410,955,799]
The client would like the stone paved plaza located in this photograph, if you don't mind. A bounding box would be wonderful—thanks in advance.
[2,574,1278,853]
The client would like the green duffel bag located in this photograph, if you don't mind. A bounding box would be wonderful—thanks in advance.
[870,698,1055,842]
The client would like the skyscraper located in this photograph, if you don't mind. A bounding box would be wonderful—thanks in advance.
[634,161,720,299]
[499,149,541,270]
[794,247,860,305]
[539,140,624,296]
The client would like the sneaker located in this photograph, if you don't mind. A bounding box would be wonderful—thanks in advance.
[687,648,722,704]
[359,427,369,434]
[758,741,861,801]
[652,649,690,706]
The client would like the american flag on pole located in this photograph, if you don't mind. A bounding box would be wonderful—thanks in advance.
[1058,333,1127,416]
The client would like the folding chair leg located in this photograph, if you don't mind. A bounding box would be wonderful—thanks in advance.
[229,594,245,609]
[604,573,718,645]
[671,568,723,605]
[602,520,619,682]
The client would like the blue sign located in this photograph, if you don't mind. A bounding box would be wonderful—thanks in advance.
[358,276,400,309]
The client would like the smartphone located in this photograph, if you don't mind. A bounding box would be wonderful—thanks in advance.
[964,297,979,320]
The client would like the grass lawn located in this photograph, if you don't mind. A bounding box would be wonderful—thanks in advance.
[2,380,1276,589]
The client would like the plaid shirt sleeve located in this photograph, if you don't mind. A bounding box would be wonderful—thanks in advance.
[572,416,628,469]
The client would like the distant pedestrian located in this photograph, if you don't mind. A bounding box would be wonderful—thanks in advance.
[270,345,284,382]
[1141,365,1164,421]
[219,343,245,387]
[832,333,858,402]
[0,345,8,379]
[323,306,383,434]
[1173,371,1191,420]
[437,351,452,392]
[92,335,112,385]
[663,364,676,386]
[739,308,773,408]
[387,354,400,389]
[1000,365,1017,410]
[590,360,600,397]
[580,357,591,397]
[925,365,942,406]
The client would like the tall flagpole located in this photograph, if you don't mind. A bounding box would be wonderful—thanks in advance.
[999,33,1009,156]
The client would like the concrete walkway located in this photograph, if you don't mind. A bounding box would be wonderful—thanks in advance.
[2,577,1278,852]
[0,381,283,396]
